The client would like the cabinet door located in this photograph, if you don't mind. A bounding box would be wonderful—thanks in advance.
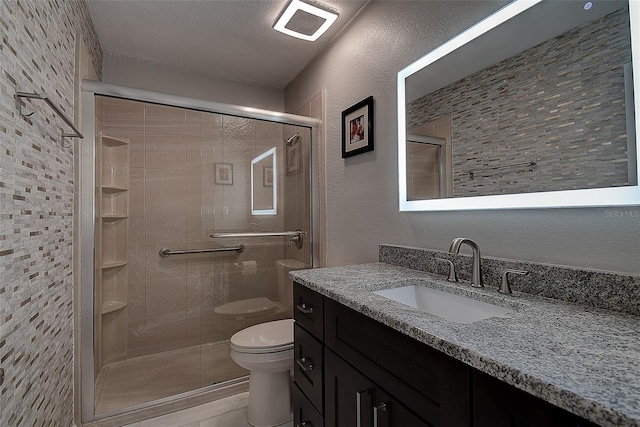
[324,298,469,426]
[473,371,599,427]
[325,349,374,427]
[374,388,431,427]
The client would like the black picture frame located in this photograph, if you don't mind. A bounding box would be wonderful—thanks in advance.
[342,96,374,158]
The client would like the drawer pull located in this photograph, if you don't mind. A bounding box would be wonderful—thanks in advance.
[374,402,388,427]
[296,422,313,427]
[296,303,314,315]
[296,357,314,372]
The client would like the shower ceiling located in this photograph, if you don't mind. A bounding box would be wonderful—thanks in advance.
[86,0,369,88]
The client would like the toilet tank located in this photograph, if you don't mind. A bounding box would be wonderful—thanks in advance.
[276,259,308,309]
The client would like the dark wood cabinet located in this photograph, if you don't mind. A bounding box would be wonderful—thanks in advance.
[293,282,600,427]
[324,298,470,427]
[293,384,324,427]
[473,371,599,427]
[325,349,430,427]
[293,283,324,340]
[294,324,324,412]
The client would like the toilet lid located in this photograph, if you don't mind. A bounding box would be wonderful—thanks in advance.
[230,319,294,354]
[214,297,277,316]
[275,259,307,270]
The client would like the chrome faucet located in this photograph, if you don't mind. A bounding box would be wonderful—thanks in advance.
[448,238,483,288]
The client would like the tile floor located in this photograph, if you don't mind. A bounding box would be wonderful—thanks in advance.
[96,341,247,415]
[122,392,293,427]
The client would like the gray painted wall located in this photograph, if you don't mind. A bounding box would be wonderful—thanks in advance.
[284,1,640,275]
[102,54,285,112]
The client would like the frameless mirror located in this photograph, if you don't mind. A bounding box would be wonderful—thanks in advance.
[251,147,277,215]
[398,0,640,210]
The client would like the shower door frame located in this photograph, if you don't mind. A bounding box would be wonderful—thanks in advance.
[79,80,321,423]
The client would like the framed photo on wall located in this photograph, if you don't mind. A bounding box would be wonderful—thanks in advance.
[342,96,374,158]
[215,162,233,185]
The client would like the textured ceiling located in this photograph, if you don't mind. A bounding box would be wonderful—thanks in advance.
[86,0,369,88]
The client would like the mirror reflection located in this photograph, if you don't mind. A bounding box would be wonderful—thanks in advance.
[402,0,638,204]
[251,147,277,215]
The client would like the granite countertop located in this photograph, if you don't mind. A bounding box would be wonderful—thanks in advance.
[290,262,640,427]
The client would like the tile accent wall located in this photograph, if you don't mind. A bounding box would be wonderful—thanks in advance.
[0,0,102,425]
[407,7,632,197]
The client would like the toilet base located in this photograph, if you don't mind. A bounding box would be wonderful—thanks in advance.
[246,369,292,427]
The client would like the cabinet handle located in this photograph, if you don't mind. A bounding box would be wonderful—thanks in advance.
[373,402,388,427]
[296,422,313,427]
[296,303,314,315]
[296,357,313,372]
[356,389,372,427]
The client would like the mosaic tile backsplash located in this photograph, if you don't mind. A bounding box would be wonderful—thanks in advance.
[407,7,632,197]
[0,0,102,425]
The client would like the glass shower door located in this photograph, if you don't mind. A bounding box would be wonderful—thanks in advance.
[93,95,312,416]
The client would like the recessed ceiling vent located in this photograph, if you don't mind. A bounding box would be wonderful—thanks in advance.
[274,0,339,41]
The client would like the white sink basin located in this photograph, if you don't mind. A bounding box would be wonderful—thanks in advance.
[373,285,512,324]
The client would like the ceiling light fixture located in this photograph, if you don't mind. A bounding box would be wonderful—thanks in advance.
[273,0,339,42]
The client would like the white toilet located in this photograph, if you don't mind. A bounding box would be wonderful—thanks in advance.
[230,319,294,427]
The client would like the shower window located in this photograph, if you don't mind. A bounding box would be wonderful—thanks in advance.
[91,95,312,416]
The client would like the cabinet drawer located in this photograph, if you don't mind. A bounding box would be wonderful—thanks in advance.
[293,384,324,427]
[324,298,469,427]
[294,282,324,340]
[294,323,324,413]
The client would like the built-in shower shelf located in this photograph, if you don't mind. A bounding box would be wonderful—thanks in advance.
[102,135,129,147]
[101,300,128,315]
[97,132,131,371]
[101,261,128,270]
[102,185,129,193]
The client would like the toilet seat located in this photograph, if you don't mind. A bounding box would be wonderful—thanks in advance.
[214,297,277,317]
[230,319,294,354]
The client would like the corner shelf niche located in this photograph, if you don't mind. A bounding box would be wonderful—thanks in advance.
[97,134,130,367]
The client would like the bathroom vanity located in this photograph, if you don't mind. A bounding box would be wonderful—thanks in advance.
[291,251,640,427]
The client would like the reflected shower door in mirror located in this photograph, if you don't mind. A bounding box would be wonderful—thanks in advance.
[252,147,277,214]
[398,0,640,210]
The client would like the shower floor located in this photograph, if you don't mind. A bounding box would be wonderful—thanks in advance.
[95,340,248,415]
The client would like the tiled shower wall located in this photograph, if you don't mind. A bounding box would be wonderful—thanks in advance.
[407,7,632,197]
[99,97,295,361]
[0,0,102,425]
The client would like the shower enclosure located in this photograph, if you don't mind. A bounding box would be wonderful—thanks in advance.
[80,83,318,421]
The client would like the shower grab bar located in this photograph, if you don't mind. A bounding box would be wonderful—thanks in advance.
[211,231,301,238]
[15,89,84,141]
[469,160,536,180]
[159,245,244,258]
[211,230,304,249]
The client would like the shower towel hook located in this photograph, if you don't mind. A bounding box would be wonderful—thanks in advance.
[15,86,84,148]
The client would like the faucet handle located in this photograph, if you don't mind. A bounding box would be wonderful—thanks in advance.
[435,258,458,282]
[499,269,528,294]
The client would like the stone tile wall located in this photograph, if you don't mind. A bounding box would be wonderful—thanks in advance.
[0,0,101,425]
[407,7,632,197]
